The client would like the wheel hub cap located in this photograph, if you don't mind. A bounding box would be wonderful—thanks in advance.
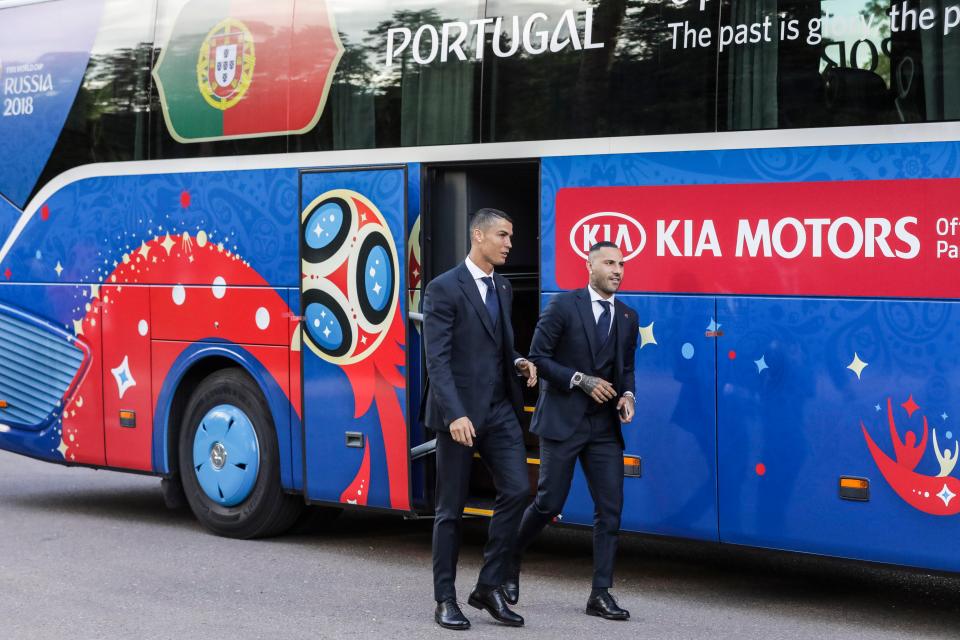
[192,404,261,507]
[210,442,227,470]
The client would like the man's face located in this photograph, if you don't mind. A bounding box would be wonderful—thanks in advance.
[587,246,624,295]
[474,217,514,267]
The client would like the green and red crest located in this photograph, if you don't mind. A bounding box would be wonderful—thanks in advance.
[153,0,342,143]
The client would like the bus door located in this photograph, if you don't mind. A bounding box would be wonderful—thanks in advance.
[298,167,413,512]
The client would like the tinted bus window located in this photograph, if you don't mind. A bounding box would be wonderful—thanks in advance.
[719,0,960,131]
[27,0,154,202]
[480,0,719,142]
[291,0,485,154]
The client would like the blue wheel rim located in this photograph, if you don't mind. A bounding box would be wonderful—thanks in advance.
[192,404,260,507]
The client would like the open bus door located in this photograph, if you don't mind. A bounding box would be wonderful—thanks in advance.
[298,167,413,512]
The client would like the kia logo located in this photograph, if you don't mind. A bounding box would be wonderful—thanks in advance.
[568,212,646,261]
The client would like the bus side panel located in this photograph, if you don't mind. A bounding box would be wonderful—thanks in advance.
[548,292,720,541]
[718,296,960,573]
[151,340,293,486]
[102,285,153,471]
[0,284,104,466]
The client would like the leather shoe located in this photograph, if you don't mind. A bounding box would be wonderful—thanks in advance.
[435,599,470,630]
[468,585,525,627]
[585,591,630,620]
[501,564,520,605]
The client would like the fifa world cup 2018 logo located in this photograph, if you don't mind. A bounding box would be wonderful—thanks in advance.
[299,188,409,510]
[301,189,399,364]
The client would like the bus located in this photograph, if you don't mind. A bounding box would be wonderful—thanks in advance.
[2,0,960,573]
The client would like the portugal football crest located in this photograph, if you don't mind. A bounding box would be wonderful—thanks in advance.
[197,18,255,111]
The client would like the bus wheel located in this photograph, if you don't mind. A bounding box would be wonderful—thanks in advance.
[179,368,303,538]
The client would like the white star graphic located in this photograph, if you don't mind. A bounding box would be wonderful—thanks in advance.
[754,355,768,373]
[322,326,331,338]
[313,223,323,238]
[846,353,868,380]
[54,261,63,277]
[110,355,137,399]
[373,282,382,295]
[638,322,657,349]
[160,233,175,255]
[937,483,955,507]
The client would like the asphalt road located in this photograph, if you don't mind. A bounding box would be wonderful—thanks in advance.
[0,450,958,640]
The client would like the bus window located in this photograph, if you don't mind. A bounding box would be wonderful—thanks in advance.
[290,0,485,154]
[480,0,719,142]
[719,0,960,131]
[30,0,155,202]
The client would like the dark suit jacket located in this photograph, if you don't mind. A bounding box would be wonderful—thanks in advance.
[528,288,639,443]
[422,262,524,432]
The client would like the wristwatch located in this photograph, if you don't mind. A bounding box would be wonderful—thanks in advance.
[572,371,584,387]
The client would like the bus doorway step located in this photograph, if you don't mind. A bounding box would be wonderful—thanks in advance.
[411,438,437,461]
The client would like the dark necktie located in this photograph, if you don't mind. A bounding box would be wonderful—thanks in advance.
[481,276,499,326]
[596,300,611,350]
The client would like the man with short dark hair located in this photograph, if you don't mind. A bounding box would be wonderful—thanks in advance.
[423,207,538,630]
[504,241,638,620]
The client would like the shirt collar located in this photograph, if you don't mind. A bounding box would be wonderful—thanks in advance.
[588,285,615,306]
[465,256,494,280]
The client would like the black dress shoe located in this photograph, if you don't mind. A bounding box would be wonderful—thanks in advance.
[468,585,525,627]
[585,591,630,620]
[435,599,470,630]
[501,566,520,605]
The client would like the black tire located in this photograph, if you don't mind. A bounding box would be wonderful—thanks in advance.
[179,368,303,538]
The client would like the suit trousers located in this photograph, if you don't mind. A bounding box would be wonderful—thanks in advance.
[515,411,624,588]
[432,396,529,602]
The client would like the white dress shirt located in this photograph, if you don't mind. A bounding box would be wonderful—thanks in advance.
[465,256,495,299]
[464,257,526,369]
[570,286,633,398]
[588,285,615,334]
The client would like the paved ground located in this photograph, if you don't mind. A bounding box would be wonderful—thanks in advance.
[0,450,959,639]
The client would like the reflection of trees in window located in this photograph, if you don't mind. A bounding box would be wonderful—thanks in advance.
[368,9,477,147]
[483,0,716,142]
[327,32,377,149]
[296,8,479,151]
[859,0,891,81]
[32,42,152,202]
[83,43,153,159]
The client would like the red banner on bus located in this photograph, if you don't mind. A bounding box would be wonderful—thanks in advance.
[555,178,960,299]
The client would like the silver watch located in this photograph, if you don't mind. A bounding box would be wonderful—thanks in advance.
[572,372,584,387]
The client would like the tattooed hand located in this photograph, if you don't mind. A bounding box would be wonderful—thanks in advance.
[576,375,617,403]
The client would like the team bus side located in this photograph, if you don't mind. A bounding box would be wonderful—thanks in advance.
[3,0,960,570]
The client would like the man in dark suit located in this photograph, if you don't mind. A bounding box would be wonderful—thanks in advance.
[504,241,638,620]
[423,208,538,630]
